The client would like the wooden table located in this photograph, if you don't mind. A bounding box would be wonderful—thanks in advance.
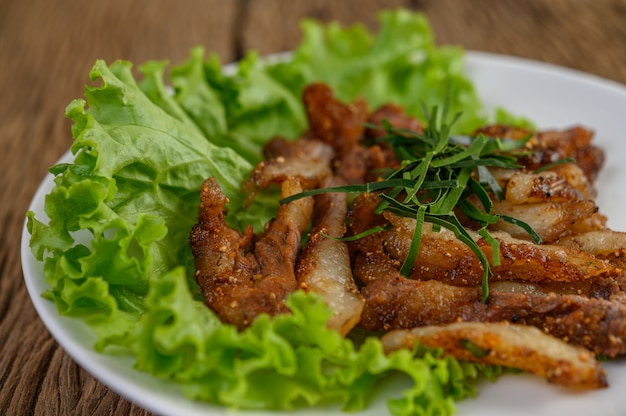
[2,0,626,414]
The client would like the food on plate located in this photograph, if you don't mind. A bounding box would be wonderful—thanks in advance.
[190,175,312,329]
[190,81,626,390]
[352,206,618,287]
[381,322,607,389]
[474,124,605,184]
[359,276,626,357]
[26,8,626,416]
[295,175,365,336]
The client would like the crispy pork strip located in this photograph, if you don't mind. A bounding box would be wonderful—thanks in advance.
[245,138,334,198]
[490,199,597,243]
[488,170,598,243]
[189,176,313,329]
[360,276,626,356]
[347,194,620,286]
[365,103,423,140]
[302,83,370,184]
[361,104,419,181]
[382,322,607,389]
[543,163,608,233]
[532,127,605,184]
[302,83,408,184]
[262,137,336,166]
[469,148,606,238]
[302,83,368,156]
[503,171,580,204]
[474,125,605,183]
[296,176,364,336]
[549,163,597,199]
[386,214,618,285]
[559,229,626,270]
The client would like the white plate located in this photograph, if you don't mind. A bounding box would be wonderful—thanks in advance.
[21,51,626,416]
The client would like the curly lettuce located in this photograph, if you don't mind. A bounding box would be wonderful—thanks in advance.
[27,9,504,415]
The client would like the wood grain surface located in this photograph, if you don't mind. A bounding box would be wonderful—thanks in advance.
[2,0,625,414]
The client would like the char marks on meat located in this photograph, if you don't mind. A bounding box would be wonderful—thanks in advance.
[302,83,410,184]
[382,322,607,389]
[348,193,620,288]
[360,276,626,357]
[190,82,626,388]
[190,176,313,329]
[475,124,605,183]
[190,137,334,329]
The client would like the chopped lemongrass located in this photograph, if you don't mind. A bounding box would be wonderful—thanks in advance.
[281,106,540,301]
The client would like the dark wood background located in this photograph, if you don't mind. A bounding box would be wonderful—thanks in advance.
[2,0,626,414]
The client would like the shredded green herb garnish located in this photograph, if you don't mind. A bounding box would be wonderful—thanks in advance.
[282,107,542,302]
[533,157,577,173]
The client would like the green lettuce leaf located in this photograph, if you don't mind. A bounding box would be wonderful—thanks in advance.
[267,9,488,133]
[26,9,509,415]
[133,266,493,413]
[30,59,256,344]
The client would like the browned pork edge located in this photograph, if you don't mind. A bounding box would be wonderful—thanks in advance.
[360,276,626,357]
